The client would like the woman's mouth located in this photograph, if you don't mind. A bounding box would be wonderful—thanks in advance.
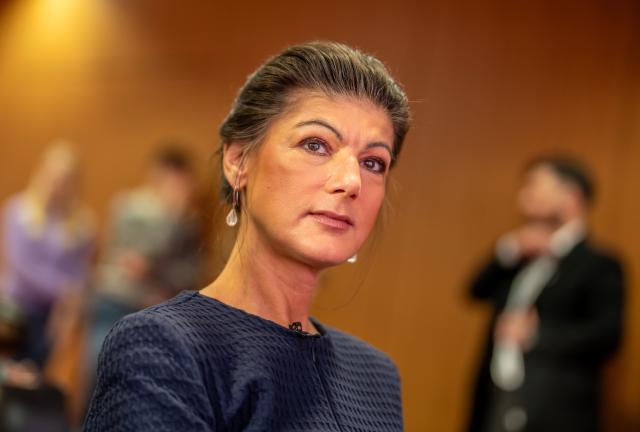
[308,211,354,230]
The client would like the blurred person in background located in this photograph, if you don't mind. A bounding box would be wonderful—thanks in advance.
[467,156,625,432]
[1,141,95,371]
[85,143,202,393]
[83,42,409,431]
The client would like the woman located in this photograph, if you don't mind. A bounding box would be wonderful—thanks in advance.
[84,41,410,431]
[2,142,95,369]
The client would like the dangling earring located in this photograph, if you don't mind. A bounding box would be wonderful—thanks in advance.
[347,254,357,264]
[225,188,239,227]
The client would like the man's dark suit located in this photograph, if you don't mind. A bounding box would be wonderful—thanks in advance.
[468,240,624,432]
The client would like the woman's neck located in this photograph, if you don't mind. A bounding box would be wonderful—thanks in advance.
[201,224,320,334]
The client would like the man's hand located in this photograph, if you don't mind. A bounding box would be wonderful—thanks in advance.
[494,308,539,350]
[511,224,553,258]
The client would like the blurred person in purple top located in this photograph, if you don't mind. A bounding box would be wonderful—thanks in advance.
[1,141,95,369]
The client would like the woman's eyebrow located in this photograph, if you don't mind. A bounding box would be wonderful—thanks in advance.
[366,142,393,158]
[295,119,343,141]
[296,120,393,158]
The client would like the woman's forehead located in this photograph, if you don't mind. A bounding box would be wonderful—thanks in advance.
[278,91,393,137]
[284,90,384,115]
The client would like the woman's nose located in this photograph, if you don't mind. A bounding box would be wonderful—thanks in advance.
[326,152,361,199]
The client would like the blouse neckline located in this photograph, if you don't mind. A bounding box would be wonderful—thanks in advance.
[188,291,327,339]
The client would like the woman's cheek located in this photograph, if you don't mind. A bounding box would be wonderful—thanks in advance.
[361,191,385,231]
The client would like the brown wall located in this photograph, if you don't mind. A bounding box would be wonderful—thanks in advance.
[1,0,639,430]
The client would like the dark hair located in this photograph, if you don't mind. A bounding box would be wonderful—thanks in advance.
[527,156,595,205]
[153,143,193,173]
[218,41,410,203]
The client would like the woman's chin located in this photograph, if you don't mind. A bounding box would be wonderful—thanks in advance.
[294,248,354,269]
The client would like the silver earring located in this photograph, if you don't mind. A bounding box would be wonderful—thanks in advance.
[225,189,239,227]
[347,254,357,264]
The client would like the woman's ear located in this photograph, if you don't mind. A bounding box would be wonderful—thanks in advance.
[222,142,249,189]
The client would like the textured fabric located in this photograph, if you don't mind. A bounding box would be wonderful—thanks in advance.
[84,291,403,431]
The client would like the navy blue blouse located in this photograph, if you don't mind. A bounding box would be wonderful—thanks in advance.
[83,291,403,431]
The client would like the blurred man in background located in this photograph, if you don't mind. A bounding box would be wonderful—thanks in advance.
[85,144,203,398]
[467,157,625,432]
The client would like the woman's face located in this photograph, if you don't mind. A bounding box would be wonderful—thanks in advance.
[42,163,78,207]
[238,92,395,268]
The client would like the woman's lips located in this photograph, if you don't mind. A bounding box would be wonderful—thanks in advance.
[308,211,353,230]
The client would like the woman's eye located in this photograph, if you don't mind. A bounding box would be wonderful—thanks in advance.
[301,138,329,155]
[362,158,387,174]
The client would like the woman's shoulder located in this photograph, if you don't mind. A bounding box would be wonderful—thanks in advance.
[104,290,257,364]
[100,295,196,364]
[86,292,217,431]
[109,291,230,344]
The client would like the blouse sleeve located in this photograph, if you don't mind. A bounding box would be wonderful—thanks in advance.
[83,311,215,431]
